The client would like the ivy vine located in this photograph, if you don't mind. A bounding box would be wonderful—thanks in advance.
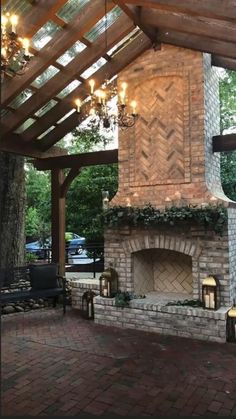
[103,203,227,235]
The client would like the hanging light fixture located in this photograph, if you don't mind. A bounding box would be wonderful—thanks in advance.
[74,0,138,130]
[1,12,31,80]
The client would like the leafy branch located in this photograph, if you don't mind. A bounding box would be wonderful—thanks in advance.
[103,203,227,235]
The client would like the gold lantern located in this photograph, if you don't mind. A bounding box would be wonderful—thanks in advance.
[202,276,219,310]
[226,300,236,343]
[99,267,118,298]
[82,290,96,320]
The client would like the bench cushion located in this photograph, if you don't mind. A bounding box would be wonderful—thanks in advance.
[29,263,59,290]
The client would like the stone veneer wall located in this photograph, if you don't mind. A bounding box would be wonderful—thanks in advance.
[104,217,234,306]
[94,297,229,343]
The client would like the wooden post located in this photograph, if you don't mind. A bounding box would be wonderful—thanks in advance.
[51,169,65,276]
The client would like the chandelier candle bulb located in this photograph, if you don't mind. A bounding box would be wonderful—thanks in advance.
[22,38,30,55]
[2,15,8,33]
[131,100,137,114]
[75,99,81,113]
[10,14,18,33]
[89,79,95,94]
[119,90,126,105]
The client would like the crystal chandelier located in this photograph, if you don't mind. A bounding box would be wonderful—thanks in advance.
[74,0,138,130]
[1,12,31,80]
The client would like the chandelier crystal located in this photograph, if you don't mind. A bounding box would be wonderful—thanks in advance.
[1,12,31,80]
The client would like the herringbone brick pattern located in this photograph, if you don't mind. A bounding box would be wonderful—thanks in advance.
[1,308,236,416]
[135,76,185,185]
[133,249,192,295]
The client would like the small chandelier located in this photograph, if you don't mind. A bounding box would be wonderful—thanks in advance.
[75,78,138,130]
[1,12,31,80]
[74,0,138,130]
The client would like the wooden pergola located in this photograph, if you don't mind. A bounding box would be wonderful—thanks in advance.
[0,0,236,273]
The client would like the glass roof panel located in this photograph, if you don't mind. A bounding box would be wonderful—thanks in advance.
[57,80,81,99]
[80,57,107,79]
[32,21,62,50]
[2,0,32,17]
[38,126,55,139]
[84,6,122,42]
[56,0,90,23]
[15,118,36,133]
[8,89,34,110]
[56,40,86,66]
[57,109,75,124]
[31,66,60,88]
[1,109,12,118]
[34,100,58,118]
[107,27,140,57]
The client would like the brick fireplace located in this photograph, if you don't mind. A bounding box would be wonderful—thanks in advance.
[94,44,236,342]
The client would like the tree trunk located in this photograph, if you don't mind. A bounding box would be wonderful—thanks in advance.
[0,152,25,268]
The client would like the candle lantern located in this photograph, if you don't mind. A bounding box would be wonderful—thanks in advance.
[82,290,96,320]
[202,276,219,310]
[226,300,236,343]
[99,267,118,298]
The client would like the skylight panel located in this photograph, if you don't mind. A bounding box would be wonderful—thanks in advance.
[8,89,34,110]
[57,109,75,124]
[57,80,81,99]
[2,0,32,16]
[80,57,107,79]
[31,66,60,88]
[56,0,90,23]
[15,118,36,133]
[38,126,55,139]
[84,6,122,42]
[56,41,86,66]
[32,21,62,50]
[34,100,58,118]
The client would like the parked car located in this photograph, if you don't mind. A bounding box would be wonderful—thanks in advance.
[25,232,86,259]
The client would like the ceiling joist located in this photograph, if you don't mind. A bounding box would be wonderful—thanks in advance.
[213,134,236,152]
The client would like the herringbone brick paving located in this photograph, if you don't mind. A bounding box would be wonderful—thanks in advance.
[1,307,236,416]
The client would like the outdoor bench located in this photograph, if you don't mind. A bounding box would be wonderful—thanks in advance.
[0,263,66,314]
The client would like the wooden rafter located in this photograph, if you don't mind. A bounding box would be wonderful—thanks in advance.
[34,149,118,170]
[213,134,236,152]
[123,0,236,21]
[0,14,134,138]
[113,0,159,46]
[1,0,114,108]
[153,30,236,60]
[36,33,151,151]
[10,32,150,148]
[134,7,236,44]
[212,56,236,72]
[0,135,67,158]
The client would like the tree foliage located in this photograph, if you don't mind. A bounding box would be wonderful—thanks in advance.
[219,69,236,201]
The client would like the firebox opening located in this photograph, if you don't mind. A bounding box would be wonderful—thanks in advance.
[133,249,193,300]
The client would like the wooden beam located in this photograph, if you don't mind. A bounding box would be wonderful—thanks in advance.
[51,169,66,275]
[18,0,67,37]
[213,134,236,152]
[0,15,134,137]
[155,30,236,60]
[34,149,118,170]
[136,7,236,44]
[212,55,236,71]
[1,0,114,108]
[124,0,236,21]
[22,32,151,147]
[113,0,159,46]
[0,135,67,158]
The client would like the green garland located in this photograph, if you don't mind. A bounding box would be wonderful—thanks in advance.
[103,203,227,235]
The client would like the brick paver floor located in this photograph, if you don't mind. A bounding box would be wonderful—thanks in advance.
[1,307,236,416]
